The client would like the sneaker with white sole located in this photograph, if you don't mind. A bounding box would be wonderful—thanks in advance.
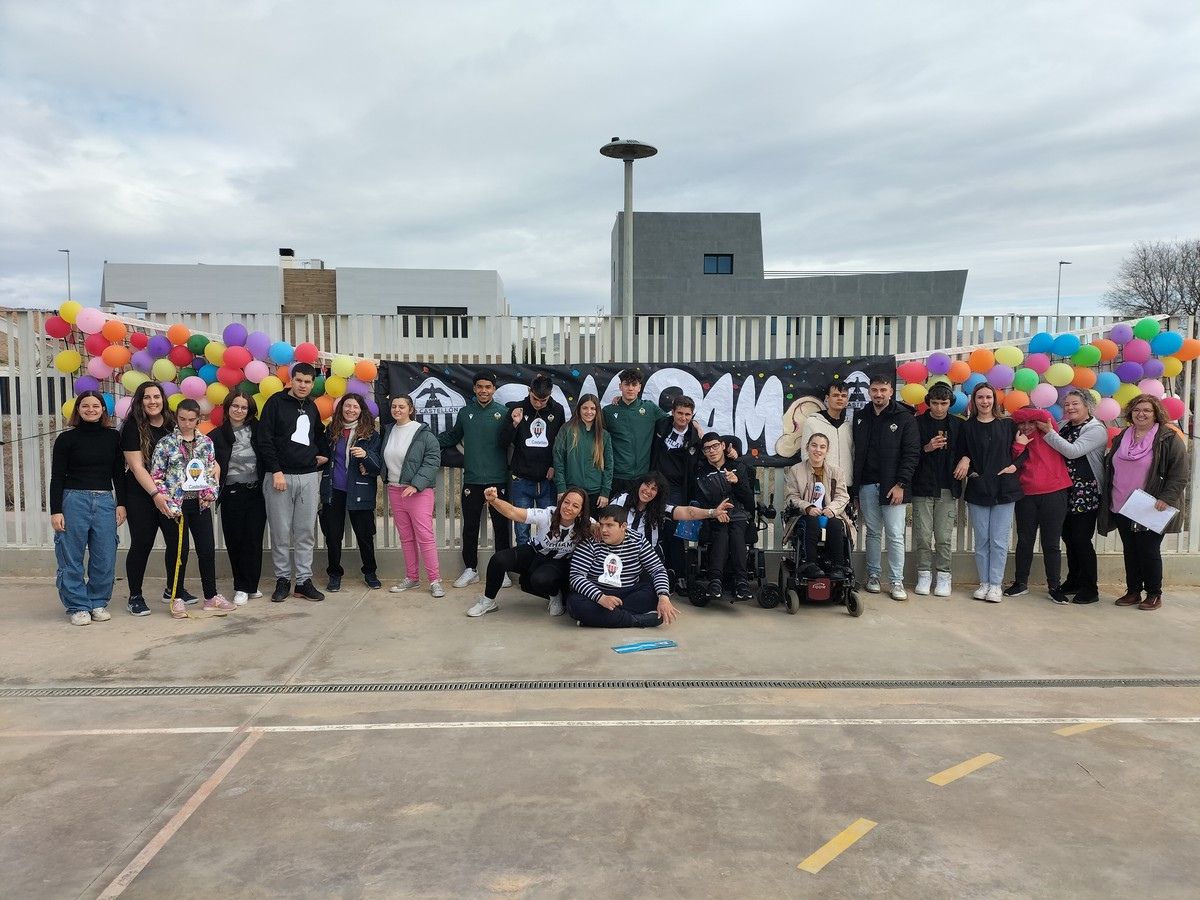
[69,610,91,626]
[502,574,512,588]
[985,585,1003,603]
[914,571,932,595]
[466,596,498,617]
[170,598,188,619]
[389,577,420,593]
[453,568,479,589]
[233,591,249,606]
[934,572,952,597]
[430,580,446,598]
[250,591,263,599]
[203,594,236,614]
[547,594,565,617]
[890,582,908,601]
[973,583,990,600]
[865,574,881,593]
[90,607,111,622]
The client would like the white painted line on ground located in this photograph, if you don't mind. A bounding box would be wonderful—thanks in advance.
[97,730,263,899]
[6,716,1200,738]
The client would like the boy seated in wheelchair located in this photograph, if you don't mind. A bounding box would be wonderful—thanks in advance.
[694,431,757,601]
[783,432,854,579]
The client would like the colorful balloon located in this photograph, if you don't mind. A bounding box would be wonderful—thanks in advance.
[354,359,378,382]
[1028,332,1054,354]
[1051,333,1081,357]
[324,375,347,397]
[84,332,110,356]
[75,307,106,334]
[1115,361,1143,383]
[1132,317,1161,340]
[222,322,248,347]
[311,374,326,397]
[168,344,193,367]
[61,398,75,419]
[180,376,207,399]
[223,345,252,369]
[1030,383,1057,408]
[1113,383,1141,408]
[1095,398,1120,422]
[45,315,72,338]
[968,348,994,373]
[1142,359,1164,380]
[167,323,191,345]
[1094,372,1120,397]
[1109,322,1134,345]
[294,342,320,364]
[1070,344,1101,367]
[1070,366,1097,389]
[167,393,185,412]
[206,383,229,405]
[315,394,335,422]
[87,356,113,379]
[244,360,269,383]
[1091,338,1118,362]
[151,359,177,382]
[1137,378,1165,398]
[203,341,226,366]
[59,300,82,324]
[186,333,210,355]
[1044,362,1074,387]
[987,364,1014,389]
[994,345,1023,367]
[1122,338,1151,363]
[259,375,284,397]
[900,383,927,406]
[330,355,355,378]
[217,365,243,388]
[147,334,172,358]
[963,372,987,393]
[73,375,100,393]
[1047,404,1063,422]
[1012,368,1039,393]
[159,381,179,397]
[1162,357,1183,378]
[115,396,133,420]
[268,341,295,365]
[129,331,149,350]
[246,331,272,360]
[1162,396,1185,421]
[1150,331,1183,356]
[1173,337,1200,361]
[1003,390,1030,413]
[100,345,131,368]
[199,363,219,384]
[121,371,150,393]
[101,320,127,342]
[1024,352,1051,375]
[950,390,968,415]
[54,349,82,374]
[947,360,971,383]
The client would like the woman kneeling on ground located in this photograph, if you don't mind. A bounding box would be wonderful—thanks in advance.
[466,485,592,618]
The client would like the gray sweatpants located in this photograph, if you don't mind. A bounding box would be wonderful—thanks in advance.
[263,472,322,582]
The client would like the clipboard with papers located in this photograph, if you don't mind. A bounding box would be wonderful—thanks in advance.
[1117,489,1179,534]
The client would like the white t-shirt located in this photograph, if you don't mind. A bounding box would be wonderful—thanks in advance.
[383,421,421,485]
[524,506,588,559]
[610,492,676,547]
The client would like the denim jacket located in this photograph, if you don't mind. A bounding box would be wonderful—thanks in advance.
[150,430,219,516]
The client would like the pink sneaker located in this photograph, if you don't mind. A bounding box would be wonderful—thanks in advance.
[170,598,188,619]
[203,594,236,614]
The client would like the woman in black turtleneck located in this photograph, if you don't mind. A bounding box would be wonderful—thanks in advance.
[50,390,127,626]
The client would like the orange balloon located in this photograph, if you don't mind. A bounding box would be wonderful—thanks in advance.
[1091,338,1118,362]
[166,323,191,346]
[947,359,971,383]
[198,421,215,435]
[101,320,127,342]
[354,359,378,382]
[968,348,995,373]
[315,395,335,422]
[1003,390,1029,413]
[1071,366,1097,389]
[101,344,132,368]
[276,364,292,383]
[1174,337,1200,362]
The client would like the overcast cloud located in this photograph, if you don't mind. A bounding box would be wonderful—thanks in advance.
[2,0,1198,317]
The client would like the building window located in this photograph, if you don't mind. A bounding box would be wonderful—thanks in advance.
[397,305,469,339]
[703,254,733,275]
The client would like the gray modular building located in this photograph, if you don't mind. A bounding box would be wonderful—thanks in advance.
[612,212,966,316]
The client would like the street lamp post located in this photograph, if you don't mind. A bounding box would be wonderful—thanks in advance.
[58,249,71,300]
[1055,260,1072,323]
[600,137,657,359]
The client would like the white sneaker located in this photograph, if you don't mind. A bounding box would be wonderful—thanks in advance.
[466,596,498,617]
[69,611,91,626]
[973,583,990,600]
[453,568,479,589]
[430,580,446,598]
[865,574,881,593]
[389,577,420,593]
[502,574,512,588]
[985,585,1003,603]
[233,591,249,606]
[890,582,908,601]
[547,593,565,617]
[914,571,932,595]
[934,572,952,597]
[250,591,263,599]
[90,607,111,622]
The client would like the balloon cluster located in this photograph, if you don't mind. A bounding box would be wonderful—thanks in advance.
[896,317,1195,425]
[46,302,380,431]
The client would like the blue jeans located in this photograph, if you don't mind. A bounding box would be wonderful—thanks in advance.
[968,502,1015,586]
[858,483,907,583]
[510,477,557,545]
[54,490,118,613]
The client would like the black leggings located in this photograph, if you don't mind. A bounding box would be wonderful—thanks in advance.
[484,544,570,600]
[319,488,377,577]
[164,499,217,599]
[461,482,511,569]
[803,516,846,569]
[124,478,182,598]
[221,482,267,593]
[1113,513,1165,595]
[1061,509,1099,596]
[1014,489,1068,587]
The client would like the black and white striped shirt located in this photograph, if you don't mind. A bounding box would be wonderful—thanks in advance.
[568,531,670,602]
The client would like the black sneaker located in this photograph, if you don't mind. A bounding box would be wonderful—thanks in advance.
[1059,581,1080,595]
[364,574,382,589]
[1002,582,1028,597]
[127,596,151,617]
[162,587,199,605]
[295,579,325,602]
[631,611,663,628]
[706,579,723,601]
[326,575,342,593]
[734,580,753,601]
[271,578,291,602]
[1072,593,1100,605]
[1048,588,1071,605]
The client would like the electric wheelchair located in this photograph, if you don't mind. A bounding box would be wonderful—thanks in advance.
[766,503,863,617]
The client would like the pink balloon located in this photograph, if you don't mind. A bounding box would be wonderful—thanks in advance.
[75,307,106,334]
[180,375,207,399]
[244,360,270,383]
[114,396,133,420]
[1137,378,1165,398]
[1030,383,1058,408]
[1162,396,1185,420]
[1024,353,1051,375]
[87,356,114,379]
[1123,338,1152,363]
[1095,398,1121,421]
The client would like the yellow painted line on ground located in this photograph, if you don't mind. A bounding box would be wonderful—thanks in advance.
[797,818,877,874]
[927,752,1002,786]
[1055,721,1113,736]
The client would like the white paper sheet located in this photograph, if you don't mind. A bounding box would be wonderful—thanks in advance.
[1117,489,1179,534]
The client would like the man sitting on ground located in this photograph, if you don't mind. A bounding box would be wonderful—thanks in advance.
[566,505,679,628]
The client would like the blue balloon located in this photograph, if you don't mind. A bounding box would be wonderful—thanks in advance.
[1150,331,1184,356]
[1051,333,1081,357]
[1048,404,1063,422]
[1095,371,1121,397]
[199,363,219,384]
[268,341,295,365]
[964,372,987,393]
[1028,332,1055,354]
[950,390,969,415]
[102,392,115,415]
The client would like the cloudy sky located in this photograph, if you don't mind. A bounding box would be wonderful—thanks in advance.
[2,1,1197,316]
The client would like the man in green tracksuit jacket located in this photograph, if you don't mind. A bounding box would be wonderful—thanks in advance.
[603,367,669,498]
[438,370,511,588]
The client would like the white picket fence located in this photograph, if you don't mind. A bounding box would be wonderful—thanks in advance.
[2,308,1198,556]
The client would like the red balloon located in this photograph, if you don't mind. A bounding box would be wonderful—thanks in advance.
[209,406,224,428]
[45,315,72,339]
[129,332,149,350]
[223,345,252,369]
[168,345,194,366]
[1162,396,1185,421]
[294,342,320,364]
[217,365,244,388]
[84,333,110,356]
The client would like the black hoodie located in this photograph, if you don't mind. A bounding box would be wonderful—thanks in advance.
[256,391,329,475]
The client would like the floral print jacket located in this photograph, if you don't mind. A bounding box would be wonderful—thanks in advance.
[150,430,219,516]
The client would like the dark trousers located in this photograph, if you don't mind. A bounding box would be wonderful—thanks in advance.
[663,484,687,582]
[803,516,846,569]
[461,482,511,569]
[484,544,570,600]
[320,488,377,577]
[706,517,748,581]
[1014,489,1068,587]
[567,581,658,628]
[164,499,217,599]
[221,481,266,593]
[124,480,181,598]
[1061,509,1099,596]
[1114,513,1164,595]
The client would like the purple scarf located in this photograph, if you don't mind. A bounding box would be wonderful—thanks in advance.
[1116,425,1158,462]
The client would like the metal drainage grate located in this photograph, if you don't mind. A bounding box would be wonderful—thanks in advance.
[1,677,1199,699]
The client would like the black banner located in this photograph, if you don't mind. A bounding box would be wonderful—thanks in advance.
[379,357,894,466]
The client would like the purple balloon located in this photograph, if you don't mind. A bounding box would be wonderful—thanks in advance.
[1115,361,1144,383]
[1142,358,1165,379]
[1057,386,1076,402]
[927,352,951,375]
[159,381,180,396]
[245,331,272,360]
[147,335,172,359]
[192,356,207,371]
[346,377,370,397]
[132,350,155,373]
[987,364,1015,389]
[365,398,379,418]
[74,375,100,393]
[222,322,248,347]
[1109,322,1134,345]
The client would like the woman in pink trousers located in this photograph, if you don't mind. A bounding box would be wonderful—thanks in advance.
[381,395,444,597]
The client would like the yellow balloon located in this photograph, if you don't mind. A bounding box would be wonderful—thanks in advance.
[61,398,76,419]
[330,355,355,378]
[925,375,951,387]
[252,392,267,414]
[1086,389,1101,406]
[54,349,82,374]
[151,359,177,382]
[206,383,229,405]
[1044,362,1074,387]
[1113,383,1141,408]
[167,392,185,411]
[325,375,347,398]
[121,370,149,393]
[59,300,82,324]
[1162,356,1183,378]
[900,382,927,406]
[259,375,284,397]
[204,341,227,366]
[994,345,1024,368]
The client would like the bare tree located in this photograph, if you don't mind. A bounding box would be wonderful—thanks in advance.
[1105,239,1200,316]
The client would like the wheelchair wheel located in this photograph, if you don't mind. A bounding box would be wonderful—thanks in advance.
[785,587,801,615]
[758,582,781,609]
[689,581,710,608]
[846,591,863,617]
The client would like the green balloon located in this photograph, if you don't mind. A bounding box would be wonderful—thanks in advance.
[1071,345,1101,367]
[1132,317,1161,340]
[1012,368,1039,393]
[186,334,211,355]
[178,366,197,381]
[311,374,326,397]
[237,379,256,394]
